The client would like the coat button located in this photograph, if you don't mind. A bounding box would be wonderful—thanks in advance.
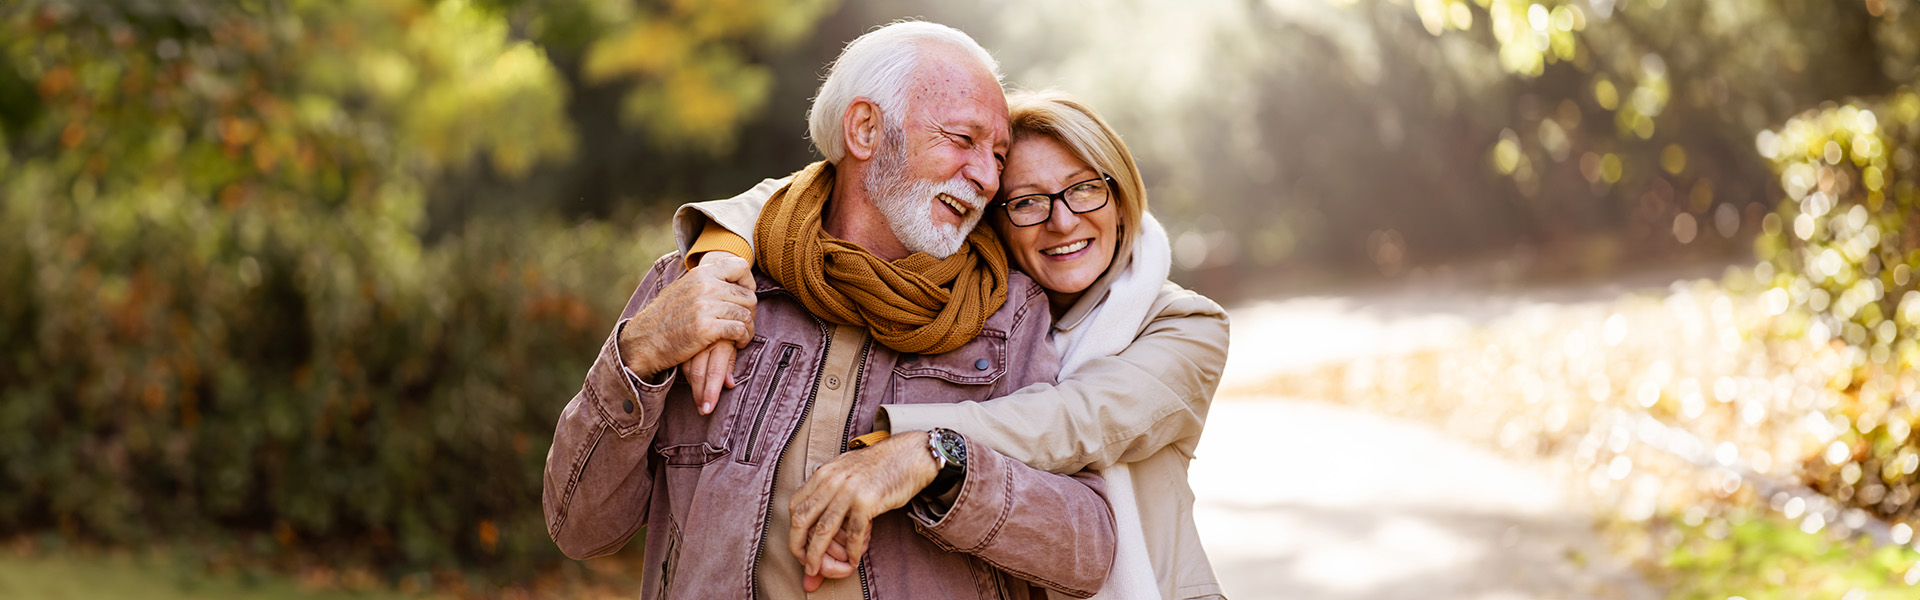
[825,375,841,390]
[974,358,990,371]
[623,399,635,414]
[903,354,919,364]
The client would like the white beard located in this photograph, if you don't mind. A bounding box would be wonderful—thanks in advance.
[864,130,988,259]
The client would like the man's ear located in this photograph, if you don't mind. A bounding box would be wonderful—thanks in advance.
[843,98,883,161]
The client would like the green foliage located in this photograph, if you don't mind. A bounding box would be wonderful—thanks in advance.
[578,0,837,154]
[1751,90,1920,535]
[1755,92,1920,364]
[0,0,670,578]
[1658,510,1920,600]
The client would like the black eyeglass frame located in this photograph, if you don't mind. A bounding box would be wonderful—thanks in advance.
[994,174,1117,227]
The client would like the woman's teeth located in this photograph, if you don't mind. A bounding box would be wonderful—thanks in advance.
[1042,239,1089,256]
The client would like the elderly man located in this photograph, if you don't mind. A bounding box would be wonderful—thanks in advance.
[542,21,1117,599]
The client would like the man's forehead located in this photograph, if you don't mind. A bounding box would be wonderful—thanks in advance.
[907,47,1008,134]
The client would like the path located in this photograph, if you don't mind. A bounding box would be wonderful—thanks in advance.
[1188,274,1709,599]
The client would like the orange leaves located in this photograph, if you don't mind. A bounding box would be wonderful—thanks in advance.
[36,65,73,98]
[59,120,84,148]
[477,520,499,553]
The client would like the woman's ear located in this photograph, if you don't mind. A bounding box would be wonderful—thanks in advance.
[843,98,882,161]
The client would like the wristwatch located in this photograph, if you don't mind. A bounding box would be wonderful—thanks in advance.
[925,427,968,498]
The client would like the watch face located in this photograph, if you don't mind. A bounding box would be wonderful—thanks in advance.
[938,431,967,467]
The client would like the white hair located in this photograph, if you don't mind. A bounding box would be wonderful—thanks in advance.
[807,21,1001,163]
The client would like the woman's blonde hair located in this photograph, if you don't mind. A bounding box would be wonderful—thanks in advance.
[1003,90,1147,259]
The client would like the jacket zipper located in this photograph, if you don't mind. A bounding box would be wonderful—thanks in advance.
[751,316,831,598]
[739,346,796,464]
[838,337,875,600]
[658,517,679,597]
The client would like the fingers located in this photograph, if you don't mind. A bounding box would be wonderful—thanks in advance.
[701,253,755,289]
[827,534,850,562]
[840,513,874,567]
[700,344,733,414]
[788,481,828,569]
[819,555,855,579]
[684,347,711,409]
[802,532,855,591]
[802,494,852,576]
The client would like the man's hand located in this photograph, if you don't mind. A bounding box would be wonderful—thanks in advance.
[679,251,753,414]
[788,430,940,579]
[617,254,755,378]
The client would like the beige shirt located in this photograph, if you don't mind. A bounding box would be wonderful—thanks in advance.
[757,324,871,599]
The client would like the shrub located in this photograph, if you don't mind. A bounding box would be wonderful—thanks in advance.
[1753,89,1920,522]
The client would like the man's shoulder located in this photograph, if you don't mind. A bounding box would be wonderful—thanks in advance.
[985,271,1049,334]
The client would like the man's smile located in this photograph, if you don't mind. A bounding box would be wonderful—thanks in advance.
[938,193,971,218]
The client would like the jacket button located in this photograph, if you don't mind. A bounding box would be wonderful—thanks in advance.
[825,375,841,390]
[974,358,990,371]
[623,399,635,414]
[903,354,919,364]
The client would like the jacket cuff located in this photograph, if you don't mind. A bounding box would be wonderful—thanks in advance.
[909,437,1007,552]
[591,318,676,436]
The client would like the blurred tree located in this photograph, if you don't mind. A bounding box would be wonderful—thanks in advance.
[424,0,840,229]
[915,0,1920,297]
[0,0,657,578]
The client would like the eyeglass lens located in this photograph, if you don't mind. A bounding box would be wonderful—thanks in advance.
[1006,178,1109,226]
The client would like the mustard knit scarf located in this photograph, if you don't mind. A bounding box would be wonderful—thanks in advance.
[754,161,1008,355]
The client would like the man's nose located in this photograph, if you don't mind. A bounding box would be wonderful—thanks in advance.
[962,148,999,199]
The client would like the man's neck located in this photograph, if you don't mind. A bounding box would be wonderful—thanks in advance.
[823,162,912,261]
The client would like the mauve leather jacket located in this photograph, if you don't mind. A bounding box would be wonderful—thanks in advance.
[542,253,1118,599]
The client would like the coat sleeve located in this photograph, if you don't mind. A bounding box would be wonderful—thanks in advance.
[884,282,1230,473]
[908,283,1118,598]
[671,176,786,264]
[541,254,685,560]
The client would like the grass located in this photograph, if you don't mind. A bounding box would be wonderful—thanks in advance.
[0,550,411,600]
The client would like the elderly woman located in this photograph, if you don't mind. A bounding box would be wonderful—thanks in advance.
[674,90,1228,600]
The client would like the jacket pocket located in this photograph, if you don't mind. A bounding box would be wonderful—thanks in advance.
[728,335,770,386]
[892,329,1007,401]
[732,343,799,464]
[656,442,729,468]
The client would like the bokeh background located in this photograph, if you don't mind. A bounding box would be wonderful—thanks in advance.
[5,0,1920,598]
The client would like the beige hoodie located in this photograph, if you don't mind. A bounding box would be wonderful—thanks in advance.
[674,178,1229,599]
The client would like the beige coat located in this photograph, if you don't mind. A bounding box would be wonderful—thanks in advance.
[675,179,1230,599]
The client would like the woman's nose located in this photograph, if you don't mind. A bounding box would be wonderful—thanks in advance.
[1045,199,1082,232]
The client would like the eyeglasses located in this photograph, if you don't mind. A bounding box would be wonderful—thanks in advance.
[997,174,1114,227]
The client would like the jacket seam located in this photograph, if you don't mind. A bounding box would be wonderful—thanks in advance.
[550,415,607,539]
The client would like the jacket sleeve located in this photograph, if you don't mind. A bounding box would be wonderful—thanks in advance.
[884,282,1230,473]
[671,176,786,264]
[541,254,685,560]
[908,283,1118,598]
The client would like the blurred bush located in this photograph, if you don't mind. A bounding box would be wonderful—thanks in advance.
[1752,90,1920,524]
[0,0,675,578]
